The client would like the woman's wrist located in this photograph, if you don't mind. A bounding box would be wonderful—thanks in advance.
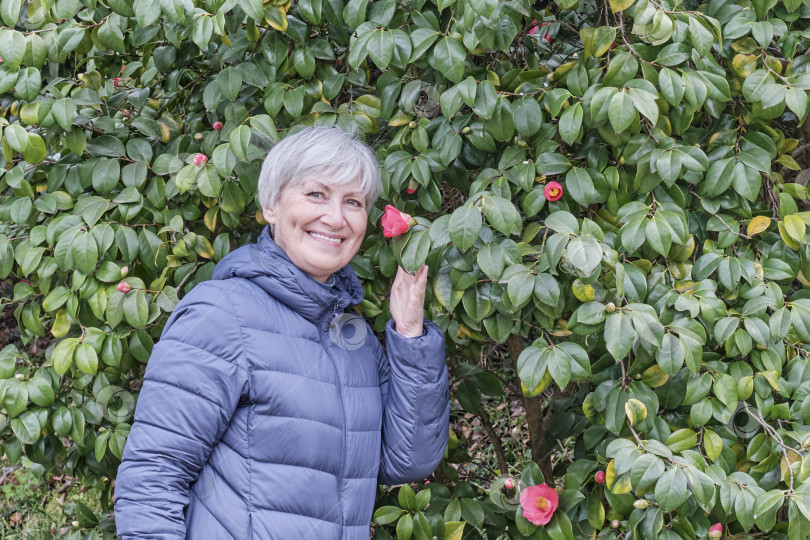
[395,321,424,338]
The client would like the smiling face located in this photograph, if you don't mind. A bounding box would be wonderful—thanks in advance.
[262,178,368,283]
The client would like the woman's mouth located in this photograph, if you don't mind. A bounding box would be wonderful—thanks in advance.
[309,231,343,245]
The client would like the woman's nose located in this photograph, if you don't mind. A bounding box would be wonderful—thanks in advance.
[320,201,345,228]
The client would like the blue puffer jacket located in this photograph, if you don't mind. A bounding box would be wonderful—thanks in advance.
[114,228,449,539]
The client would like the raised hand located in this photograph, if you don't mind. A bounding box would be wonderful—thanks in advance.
[389,265,429,338]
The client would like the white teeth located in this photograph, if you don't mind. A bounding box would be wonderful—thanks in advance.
[310,232,341,244]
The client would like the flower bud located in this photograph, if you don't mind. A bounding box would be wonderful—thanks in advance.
[193,153,208,167]
[708,523,722,538]
[606,302,615,313]
[213,121,223,130]
[633,499,650,509]
[611,520,620,529]
[120,266,129,278]
[504,478,514,490]
[595,471,605,484]
[406,179,419,194]
[15,373,25,381]
[117,282,132,294]
[194,133,203,141]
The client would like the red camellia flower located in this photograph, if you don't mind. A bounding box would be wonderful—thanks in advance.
[544,181,563,201]
[117,282,132,294]
[595,471,605,484]
[708,523,722,538]
[381,205,414,238]
[519,483,558,526]
[528,20,553,43]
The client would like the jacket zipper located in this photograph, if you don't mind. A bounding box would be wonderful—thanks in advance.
[322,301,347,536]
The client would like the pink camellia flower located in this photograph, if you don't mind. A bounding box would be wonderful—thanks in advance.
[519,483,558,526]
[708,523,722,538]
[381,205,414,238]
[193,153,208,167]
[117,282,132,293]
[504,478,514,490]
[213,121,223,130]
[406,179,419,194]
[544,181,563,202]
[595,471,605,484]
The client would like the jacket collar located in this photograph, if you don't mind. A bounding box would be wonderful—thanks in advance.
[212,227,365,324]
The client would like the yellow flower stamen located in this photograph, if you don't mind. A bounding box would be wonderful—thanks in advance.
[536,496,548,510]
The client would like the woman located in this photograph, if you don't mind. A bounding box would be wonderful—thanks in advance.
[114,127,450,539]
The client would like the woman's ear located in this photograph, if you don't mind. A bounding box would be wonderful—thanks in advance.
[262,207,276,224]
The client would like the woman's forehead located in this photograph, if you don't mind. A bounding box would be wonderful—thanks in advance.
[294,178,364,196]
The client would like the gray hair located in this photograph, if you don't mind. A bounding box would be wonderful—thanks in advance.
[257,126,381,212]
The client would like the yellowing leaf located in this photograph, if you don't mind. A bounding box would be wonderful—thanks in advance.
[703,429,722,462]
[761,370,781,391]
[778,221,802,250]
[611,473,634,494]
[264,5,288,31]
[609,0,635,12]
[642,365,669,388]
[781,448,802,481]
[777,154,801,171]
[784,214,806,243]
[50,309,71,338]
[572,278,595,302]
[625,398,647,426]
[747,215,771,236]
[731,54,757,78]
[605,459,617,489]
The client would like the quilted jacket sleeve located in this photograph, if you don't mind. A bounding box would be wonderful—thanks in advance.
[377,319,449,485]
[114,283,249,539]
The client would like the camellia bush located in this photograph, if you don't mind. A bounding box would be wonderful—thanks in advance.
[6,0,810,537]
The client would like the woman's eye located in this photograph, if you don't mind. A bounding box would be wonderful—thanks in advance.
[347,199,364,208]
[306,191,324,199]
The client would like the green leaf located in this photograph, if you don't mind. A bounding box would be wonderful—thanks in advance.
[449,204,483,251]
[477,243,505,280]
[605,312,635,360]
[483,196,520,235]
[786,88,809,119]
[74,342,98,375]
[393,228,431,273]
[517,343,548,392]
[11,411,41,445]
[565,168,595,206]
[609,91,636,133]
[0,29,25,70]
[367,29,394,70]
[558,102,583,144]
[229,125,252,161]
[655,467,689,511]
[566,235,602,276]
[432,36,466,82]
[26,377,54,407]
[217,67,242,101]
[602,51,638,87]
[135,0,161,26]
[71,231,98,274]
[485,97,516,142]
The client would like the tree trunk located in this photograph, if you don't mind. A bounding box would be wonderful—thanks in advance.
[506,334,554,483]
